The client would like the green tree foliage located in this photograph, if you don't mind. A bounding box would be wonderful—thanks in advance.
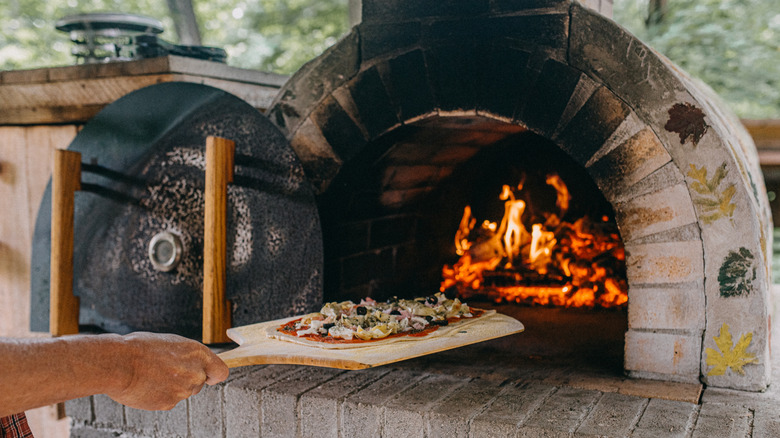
[0,0,348,74]
[613,0,780,119]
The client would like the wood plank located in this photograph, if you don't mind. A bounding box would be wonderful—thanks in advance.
[0,72,280,124]
[743,119,780,149]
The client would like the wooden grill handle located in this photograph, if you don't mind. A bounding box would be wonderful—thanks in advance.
[50,149,81,337]
[203,136,234,344]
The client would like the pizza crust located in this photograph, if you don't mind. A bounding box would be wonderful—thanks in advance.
[266,309,496,349]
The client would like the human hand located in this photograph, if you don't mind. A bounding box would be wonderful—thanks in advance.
[105,332,229,411]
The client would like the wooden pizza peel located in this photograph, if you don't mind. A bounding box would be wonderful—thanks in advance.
[217,312,524,369]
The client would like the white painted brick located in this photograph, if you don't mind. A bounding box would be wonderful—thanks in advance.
[224,366,299,438]
[616,184,697,242]
[624,241,703,285]
[628,286,705,331]
[625,330,701,378]
[382,374,468,438]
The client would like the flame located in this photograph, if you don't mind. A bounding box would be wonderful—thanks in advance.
[440,174,627,308]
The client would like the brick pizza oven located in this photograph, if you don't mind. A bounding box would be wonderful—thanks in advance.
[15,0,773,436]
[266,0,773,392]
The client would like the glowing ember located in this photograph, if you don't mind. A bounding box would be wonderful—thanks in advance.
[440,175,627,308]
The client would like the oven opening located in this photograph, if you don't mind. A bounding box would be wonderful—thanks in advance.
[319,115,629,372]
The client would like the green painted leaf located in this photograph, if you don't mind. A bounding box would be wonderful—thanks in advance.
[718,247,756,298]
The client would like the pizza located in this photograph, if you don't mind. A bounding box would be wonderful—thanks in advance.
[266,292,494,349]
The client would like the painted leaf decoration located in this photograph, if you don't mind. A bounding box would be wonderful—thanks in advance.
[706,323,758,376]
[665,102,709,146]
[718,247,755,298]
[687,163,737,224]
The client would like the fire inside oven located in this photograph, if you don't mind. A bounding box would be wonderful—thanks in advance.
[321,117,627,311]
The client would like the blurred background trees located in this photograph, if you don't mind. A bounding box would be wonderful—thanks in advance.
[0,0,777,118]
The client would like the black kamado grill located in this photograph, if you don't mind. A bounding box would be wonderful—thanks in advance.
[30,83,324,342]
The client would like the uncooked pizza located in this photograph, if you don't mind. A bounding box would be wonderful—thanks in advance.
[266,293,494,349]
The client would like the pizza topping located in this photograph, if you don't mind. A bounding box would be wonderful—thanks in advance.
[285,292,477,342]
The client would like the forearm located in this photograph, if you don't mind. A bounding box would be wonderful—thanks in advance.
[0,334,129,417]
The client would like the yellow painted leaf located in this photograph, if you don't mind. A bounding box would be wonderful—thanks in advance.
[706,323,758,376]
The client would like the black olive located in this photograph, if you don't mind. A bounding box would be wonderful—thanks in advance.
[390,310,401,315]
[356,306,368,315]
[424,316,433,322]
[425,296,437,305]
[431,319,449,326]
[323,323,335,330]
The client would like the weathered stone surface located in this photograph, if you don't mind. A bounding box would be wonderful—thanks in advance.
[630,399,698,438]
[384,50,437,122]
[268,31,360,138]
[66,396,94,425]
[628,286,705,331]
[555,86,631,166]
[625,330,702,380]
[125,401,187,438]
[382,374,469,438]
[518,387,600,436]
[588,126,673,202]
[624,241,704,285]
[347,66,400,139]
[342,369,427,438]
[427,378,504,438]
[225,365,301,438]
[261,367,344,438]
[616,184,698,243]
[93,395,124,429]
[470,381,555,437]
[574,392,646,437]
[300,368,389,438]
[518,59,583,137]
[691,402,753,438]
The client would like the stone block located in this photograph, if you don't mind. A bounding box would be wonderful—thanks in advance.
[469,381,554,437]
[224,365,300,438]
[624,241,703,285]
[628,286,705,331]
[569,4,687,131]
[423,14,568,52]
[630,398,697,438]
[478,45,532,121]
[381,374,469,438]
[310,95,368,163]
[288,117,342,194]
[427,378,504,438]
[342,369,427,438]
[385,50,437,122]
[519,59,583,138]
[574,392,647,437]
[268,31,360,137]
[555,86,631,166]
[617,379,702,404]
[615,184,698,243]
[93,394,124,429]
[424,43,486,112]
[188,384,223,438]
[518,387,600,437]
[125,400,187,438]
[588,127,673,202]
[361,0,490,24]
[300,368,389,438]
[624,330,701,379]
[65,396,94,424]
[691,402,752,438]
[348,66,400,139]
[610,161,685,204]
[359,22,422,61]
[261,367,344,438]
[752,405,780,437]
